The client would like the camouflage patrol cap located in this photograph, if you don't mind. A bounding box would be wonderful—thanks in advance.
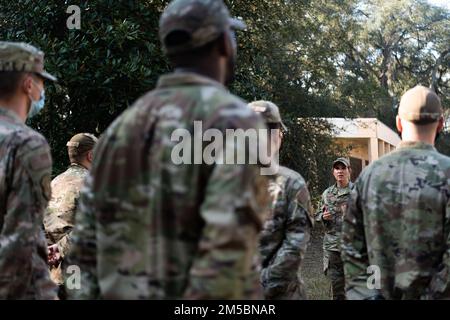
[159,0,246,55]
[67,133,98,159]
[248,100,288,131]
[398,85,443,122]
[333,157,350,168]
[0,41,57,81]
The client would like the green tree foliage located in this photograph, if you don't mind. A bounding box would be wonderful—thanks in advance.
[227,0,347,194]
[321,0,449,127]
[1,0,170,173]
[1,0,448,196]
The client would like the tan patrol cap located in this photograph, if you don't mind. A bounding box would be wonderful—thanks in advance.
[0,41,57,81]
[67,133,98,156]
[398,85,443,122]
[248,100,288,131]
[333,157,350,168]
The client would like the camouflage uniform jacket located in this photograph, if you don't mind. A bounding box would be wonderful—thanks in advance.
[316,182,354,253]
[342,141,450,300]
[44,163,88,285]
[0,107,57,299]
[259,166,313,299]
[65,72,270,299]
[45,164,88,255]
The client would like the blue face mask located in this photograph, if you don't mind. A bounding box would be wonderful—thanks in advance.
[28,83,45,119]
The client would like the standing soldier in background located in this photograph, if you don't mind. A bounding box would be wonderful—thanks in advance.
[342,86,450,300]
[44,133,97,299]
[65,0,269,299]
[0,42,57,299]
[249,100,314,300]
[316,158,353,300]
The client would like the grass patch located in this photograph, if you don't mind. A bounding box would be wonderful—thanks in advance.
[303,271,330,300]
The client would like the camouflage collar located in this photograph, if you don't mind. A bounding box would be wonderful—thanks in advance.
[396,141,436,151]
[156,72,226,90]
[69,163,89,171]
[331,181,353,193]
[0,107,23,124]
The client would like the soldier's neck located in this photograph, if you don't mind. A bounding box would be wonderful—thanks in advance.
[401,134,436,146]
[0,96,28,122]
[400,122,438,146]
[337,181,349,188]
[72,160,91,171]
[174,66,223,85]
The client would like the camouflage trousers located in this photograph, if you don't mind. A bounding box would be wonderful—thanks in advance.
[325,250,345,300]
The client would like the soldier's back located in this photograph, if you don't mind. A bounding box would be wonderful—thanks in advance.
[262,166,309,258]
[46,164,88,226]
[45,164,88,249]
[68,72,268,299]
[356,141,450,299]
[269,166,311,222]
[274,166,308,195]
[260,165,312,299]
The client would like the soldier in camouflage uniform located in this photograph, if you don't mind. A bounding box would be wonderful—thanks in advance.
[44,133,97,298]
[316,157,353,300]
[65,0,270,299]
[249,100,313,300]
[0,42,57,299]
[342,86,450,300]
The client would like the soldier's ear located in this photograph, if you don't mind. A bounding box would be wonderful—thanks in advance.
[396,116,403,134]
[21,73,34,96]
[437,116,444,133]
[218,32,234,60]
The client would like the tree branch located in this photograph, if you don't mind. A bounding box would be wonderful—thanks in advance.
[431,49,450,91]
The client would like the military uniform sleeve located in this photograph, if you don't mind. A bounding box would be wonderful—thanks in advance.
[262,182,312,299]
[183,161,269,299]
[341,179,379,299]
[47,224,72,259]
[64,175,100,299]
[316,191,333,230]
[423,195,450,299]
[44,214,73,256]
[56,233,72,258]
[315,194,325,222]
[0,134,57,299]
